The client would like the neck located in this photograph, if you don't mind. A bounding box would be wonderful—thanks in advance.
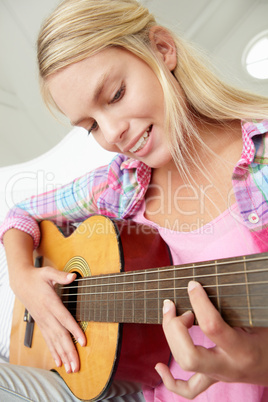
[59,252,268,328]
[152,119,242,183]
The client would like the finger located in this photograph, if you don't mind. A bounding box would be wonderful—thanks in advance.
[161,299,235,376]
[40,313,81,373]
[155,363,217,400]
[163,299,194,329]
[41,266,76,286]
[39,268,87,347]
[50,297,86,348]
[161,300,198,368]
[188,281,240,353]
[56,335,80,374]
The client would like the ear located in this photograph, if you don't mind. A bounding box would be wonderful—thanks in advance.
[149,26,177,71]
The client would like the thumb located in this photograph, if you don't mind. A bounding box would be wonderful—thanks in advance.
[45,267,76,286]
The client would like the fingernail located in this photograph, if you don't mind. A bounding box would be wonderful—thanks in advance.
[163,299,172,314]
[155,365,163,378]
[64,363,71,373]
[182,310,193,317]
[77,337,85,347]
[67,273,75,280]
[55,359,61,367]
[71,362,76,373]
[188,280,198,292]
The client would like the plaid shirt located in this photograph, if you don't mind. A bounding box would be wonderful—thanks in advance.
[0,120,268,249]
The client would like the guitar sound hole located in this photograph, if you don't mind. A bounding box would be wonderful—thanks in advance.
[61,271,82,320]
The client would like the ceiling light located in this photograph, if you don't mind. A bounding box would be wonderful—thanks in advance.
[243,30,268,80]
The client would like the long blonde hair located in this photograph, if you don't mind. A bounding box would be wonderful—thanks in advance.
[37,0,268,172]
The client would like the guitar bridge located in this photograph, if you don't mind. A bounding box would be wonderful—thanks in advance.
[23,309,35,348]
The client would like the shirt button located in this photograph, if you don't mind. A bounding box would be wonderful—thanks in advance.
[248,212,259,224]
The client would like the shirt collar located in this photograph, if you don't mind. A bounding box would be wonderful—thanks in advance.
[236,120,268,167]
[117,119,268,175]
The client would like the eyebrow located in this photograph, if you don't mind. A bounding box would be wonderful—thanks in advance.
[71,71,110,127]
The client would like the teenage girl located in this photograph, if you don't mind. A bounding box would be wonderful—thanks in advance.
[1,0,268,400]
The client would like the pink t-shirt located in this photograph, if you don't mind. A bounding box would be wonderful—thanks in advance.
[132,201,268,401]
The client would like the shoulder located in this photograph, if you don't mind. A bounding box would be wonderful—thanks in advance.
[243,119,268,164]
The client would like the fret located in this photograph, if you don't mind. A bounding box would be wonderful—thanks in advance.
[173,266,176,315]
[79,278,86,322]
[114,276,124,323]
[158,267,174,320]
[208,255,249,326]
[68,251,268,327]
[101,276,109,323]
[192,263,196,324]
[192,263,195,282]
[76,279,82,321]
[83,280,90,322]
[113,275,117,323]
[215,261,221,314]
[243,254,268,327]
[188,260,218,325]
[146,268,159,323]
[123,271,133,323]
[243,256,253,326]
[157,269,160,323]
[82,278,86,322]
[94,276,101,322]
[174,265,192,316]
[133,272,136,322]
[144,271,147,324]
[134,272,145,323]
[122,272,125,323]
[106,273,116,323]
[109,271,133,323]
[100,276,105,322]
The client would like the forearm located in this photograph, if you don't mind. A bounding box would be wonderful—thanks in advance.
[3,228,35,292]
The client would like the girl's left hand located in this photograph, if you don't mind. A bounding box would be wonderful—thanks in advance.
[155,281,268,400]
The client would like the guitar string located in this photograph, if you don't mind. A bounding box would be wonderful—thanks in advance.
[58,267,268,295]
[65,291,268,320]
[63,281,268,321]
[59,279,268,301]
[58,255,268,291]
[67,312,268,324]
[66,303,268,321]
[69,305,268,313]
[65,293,268,308]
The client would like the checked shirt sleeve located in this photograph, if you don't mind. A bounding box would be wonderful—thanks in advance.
[0,154,151,249]
[0,164,111,249]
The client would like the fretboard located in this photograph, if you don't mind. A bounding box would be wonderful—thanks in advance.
[60,252,268,327]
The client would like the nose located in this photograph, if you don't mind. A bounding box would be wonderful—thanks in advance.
[99,113,128,145]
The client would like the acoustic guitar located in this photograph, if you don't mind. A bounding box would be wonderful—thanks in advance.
[10,215,268,401]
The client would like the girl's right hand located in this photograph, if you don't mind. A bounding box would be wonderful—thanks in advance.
[13,264,87,373]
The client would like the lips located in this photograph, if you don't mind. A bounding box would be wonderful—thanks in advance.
[129,125,152,153]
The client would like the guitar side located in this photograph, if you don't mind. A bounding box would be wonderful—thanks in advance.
[10,216,172,401]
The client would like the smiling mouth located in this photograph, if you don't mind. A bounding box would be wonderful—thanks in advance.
[129,125,153,153]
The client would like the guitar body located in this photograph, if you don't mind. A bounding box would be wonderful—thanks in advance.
[10,216,172,401]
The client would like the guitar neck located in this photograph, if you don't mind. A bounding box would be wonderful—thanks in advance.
[60,252,268,328]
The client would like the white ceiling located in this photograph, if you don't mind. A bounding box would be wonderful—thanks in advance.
[0,0,267,167]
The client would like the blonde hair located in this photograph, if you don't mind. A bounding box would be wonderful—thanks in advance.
[37,0,268,173]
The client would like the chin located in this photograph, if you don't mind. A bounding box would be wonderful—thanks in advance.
[145,152,173,169]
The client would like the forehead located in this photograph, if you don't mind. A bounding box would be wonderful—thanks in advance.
[46,47,137,114]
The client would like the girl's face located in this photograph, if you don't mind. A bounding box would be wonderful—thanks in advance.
[48,44,179,168]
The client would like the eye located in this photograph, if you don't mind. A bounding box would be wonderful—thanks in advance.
[88,120,98,135]
[110,83,125,104]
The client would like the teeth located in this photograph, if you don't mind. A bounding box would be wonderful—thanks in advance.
[130,128,151,153]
